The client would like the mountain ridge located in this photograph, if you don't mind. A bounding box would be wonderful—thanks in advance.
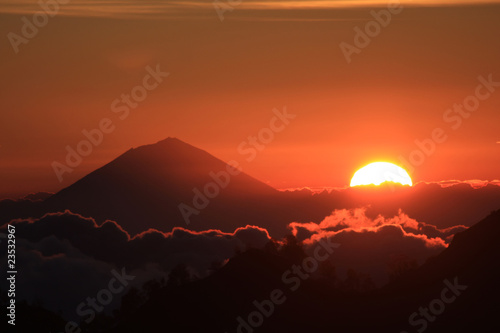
[45,137,285,235]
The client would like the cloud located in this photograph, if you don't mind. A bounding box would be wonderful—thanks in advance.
[0,211,271,320]
[281,179,500,193]
[289,208,460,285]
[289,207,466,243]
[0,0,498,18]
[3,211,271,271]
[419,179,500,189]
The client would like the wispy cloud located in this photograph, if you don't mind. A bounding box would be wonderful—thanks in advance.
[0,0,499,18]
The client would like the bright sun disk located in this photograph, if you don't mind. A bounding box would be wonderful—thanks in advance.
[350,162,412,187]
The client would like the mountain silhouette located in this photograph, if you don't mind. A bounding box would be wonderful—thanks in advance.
[0,137,341,236]
[45,138,289,235]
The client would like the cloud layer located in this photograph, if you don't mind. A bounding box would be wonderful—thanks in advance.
[0,211,271,320]
[290,208,465,285]
[0,186,478,318]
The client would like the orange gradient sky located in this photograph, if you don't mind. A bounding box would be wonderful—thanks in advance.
[0,1,499,197]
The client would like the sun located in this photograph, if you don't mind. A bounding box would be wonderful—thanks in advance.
[350,162,412,187]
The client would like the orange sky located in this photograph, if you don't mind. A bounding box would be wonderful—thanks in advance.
[0,2,499,197]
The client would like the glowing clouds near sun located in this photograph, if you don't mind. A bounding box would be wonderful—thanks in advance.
[350,162,412,187]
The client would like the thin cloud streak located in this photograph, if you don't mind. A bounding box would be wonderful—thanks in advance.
[279,180,500,192]
[0,0,499,18]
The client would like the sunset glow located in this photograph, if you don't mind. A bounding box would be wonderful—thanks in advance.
[1,0,499,330]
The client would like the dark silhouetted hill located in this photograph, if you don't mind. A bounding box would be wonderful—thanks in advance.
[44,138,290,235]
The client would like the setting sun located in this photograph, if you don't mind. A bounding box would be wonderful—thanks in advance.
[350,162,413,187]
